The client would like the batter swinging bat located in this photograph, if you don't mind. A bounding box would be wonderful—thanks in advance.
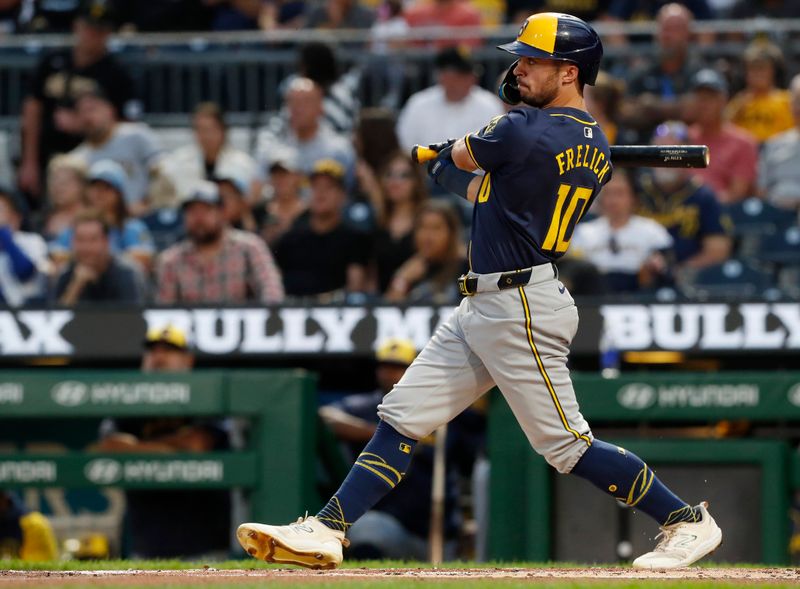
[412,144,710,168]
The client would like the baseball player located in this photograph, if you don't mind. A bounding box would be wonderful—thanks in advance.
[238,13,722,570]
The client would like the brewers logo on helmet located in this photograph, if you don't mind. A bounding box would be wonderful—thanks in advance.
[498,12,603,86]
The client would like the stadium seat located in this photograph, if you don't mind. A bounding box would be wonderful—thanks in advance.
[755,225,800,266]
[723,198,794,259]
[681,259,777,300]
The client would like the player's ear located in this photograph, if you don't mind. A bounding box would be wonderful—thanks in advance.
[561,63,579,86]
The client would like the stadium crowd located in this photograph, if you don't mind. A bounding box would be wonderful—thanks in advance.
[0,0,799,309]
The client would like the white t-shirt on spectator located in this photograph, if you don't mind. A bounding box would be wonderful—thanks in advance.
[396,85,505,152]
[71,122,164,206]
[162,144,258,200]
[758,128,800,210]
[571,215,673,274]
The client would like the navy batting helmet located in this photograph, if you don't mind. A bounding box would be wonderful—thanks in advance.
[498,13,603,85]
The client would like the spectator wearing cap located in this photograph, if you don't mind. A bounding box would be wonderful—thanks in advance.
[18,0,138,201]
[162,102,259,203]
[637,121,732,272]
[93,324,232,559]
[50,159,155,272]
[70,89,164,216]
[54,209,146,305]
[404,0,482,48]
[570,170,674,293]
[214,161,258,233]
[396,47,504,152]
[758,74,800,211]
[273,159,369,300]
[621,4,702,140]
[42,154,87,241]
[687,68,759,204]
[155,180,284,304]
[254,149,307,247]
[255,78,356,188]
[726,41,793,144]
[0,188,49,307]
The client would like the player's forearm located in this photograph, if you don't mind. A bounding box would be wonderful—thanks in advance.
[452,137,478,172]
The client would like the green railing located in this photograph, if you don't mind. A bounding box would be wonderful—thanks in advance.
[488,372,800,565]
[0,370,318,524]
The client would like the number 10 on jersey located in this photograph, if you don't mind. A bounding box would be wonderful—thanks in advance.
[542,183,594,253]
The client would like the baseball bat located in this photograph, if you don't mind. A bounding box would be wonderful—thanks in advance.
[428,424,447,566]
[412,144,710,168]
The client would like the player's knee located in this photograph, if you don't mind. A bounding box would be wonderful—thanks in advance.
[542,436,593,474]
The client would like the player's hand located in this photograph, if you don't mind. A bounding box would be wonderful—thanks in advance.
[428,138,457,154]
[498,59,521,106]
[426,152,455,183]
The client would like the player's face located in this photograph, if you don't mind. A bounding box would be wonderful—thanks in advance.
[514,58,566,109]
[183,201,224,245]
[142,344,194,372]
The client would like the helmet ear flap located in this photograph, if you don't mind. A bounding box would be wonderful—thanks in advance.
[498,59,521,105]
[580,61,601,86]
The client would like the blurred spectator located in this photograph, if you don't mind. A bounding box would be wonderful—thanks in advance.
[208,0,265,30]
[17,0,81,33]
[319,338,462,560]
[41,154,87,241]
[729,0,800,19]
[368,2,408,110]
[571,170,673,293]
[19,0,138,202]
[361,152,428,293]
[156,180,284,304]
[396,48,504,152]
[114,0,212,32]
[54,209,146,305]
[70,89,164,216]
[93,325,232,559]
[51,160,155,272]
[404,0,482,48]
[354,107,401,178]
[163,102,258,202]
[273,159,369,300]
[607,0,713,20]
[259,0,306,29]
[140,168,185,252]
[254,150,307,247]
[214,161,258,232]
[304,0,374,29]
[758,74,800,211]
[256,78,356,187]
[0,1,20,34]
[385,200,466,304]
[585,72,629,145]
[0,188,49,307]
[637,121,732,271]
[0,491,58,561]
[621,4,701,139]
[726,41,793,144]
[295,42,361,135]
[687,69,758,204]
[505,0,608,26]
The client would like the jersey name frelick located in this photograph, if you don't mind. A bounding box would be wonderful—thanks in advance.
[464,106,612,274]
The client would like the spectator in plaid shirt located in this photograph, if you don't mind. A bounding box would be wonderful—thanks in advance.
[155,181,284,304]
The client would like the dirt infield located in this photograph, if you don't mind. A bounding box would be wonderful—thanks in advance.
[1,567,798,585]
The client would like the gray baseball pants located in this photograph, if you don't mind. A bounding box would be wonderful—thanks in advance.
[378,262,593,473]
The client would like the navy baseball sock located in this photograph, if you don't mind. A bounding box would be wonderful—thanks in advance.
[316,420,416,532]
[571,439,700,526]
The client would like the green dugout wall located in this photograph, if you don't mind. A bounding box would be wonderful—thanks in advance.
[0,370,318,524]
[489,372,800,565]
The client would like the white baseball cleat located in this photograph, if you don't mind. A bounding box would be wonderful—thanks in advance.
[632,502,722,569]
[237,516,349,570]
